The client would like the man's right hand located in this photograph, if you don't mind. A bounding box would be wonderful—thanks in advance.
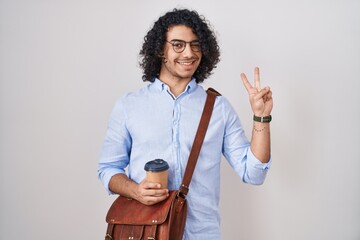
[134,179,169,205]
[108,174,169,206]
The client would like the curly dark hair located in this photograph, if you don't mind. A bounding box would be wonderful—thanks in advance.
[139,9,220,83]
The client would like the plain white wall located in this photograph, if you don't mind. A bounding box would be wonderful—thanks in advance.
[1,0,359,239]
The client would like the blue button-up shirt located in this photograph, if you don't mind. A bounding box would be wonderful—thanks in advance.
[98,78,271,239]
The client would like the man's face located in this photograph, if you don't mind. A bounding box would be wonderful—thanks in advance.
[159,25,202,82]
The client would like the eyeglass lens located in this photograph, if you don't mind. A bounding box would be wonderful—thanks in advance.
[169,40,201,53]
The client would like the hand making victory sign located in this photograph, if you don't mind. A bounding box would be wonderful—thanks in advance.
[240,67,273,163]
[241,67,273,117]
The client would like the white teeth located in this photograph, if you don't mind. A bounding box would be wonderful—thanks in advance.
[178,61,194,65]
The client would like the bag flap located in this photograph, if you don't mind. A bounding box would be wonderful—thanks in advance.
[106,190,177,225]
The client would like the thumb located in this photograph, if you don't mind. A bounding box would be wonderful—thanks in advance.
[255,87,270,100]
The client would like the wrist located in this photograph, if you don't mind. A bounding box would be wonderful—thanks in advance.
[253,114,272,123]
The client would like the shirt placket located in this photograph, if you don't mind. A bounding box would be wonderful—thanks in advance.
[172,98,182,188]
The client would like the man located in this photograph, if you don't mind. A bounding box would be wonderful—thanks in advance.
[98,8,273,239]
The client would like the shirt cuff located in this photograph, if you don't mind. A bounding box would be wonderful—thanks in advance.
[99,168,126,195]
[247,148,272,171]
[242,148,272,185]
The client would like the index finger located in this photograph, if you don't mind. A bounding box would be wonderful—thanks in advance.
[241,73,253,93]
[254,67,261,91]
[142,181,162,189]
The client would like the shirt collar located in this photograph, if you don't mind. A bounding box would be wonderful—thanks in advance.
[152,78,198,94]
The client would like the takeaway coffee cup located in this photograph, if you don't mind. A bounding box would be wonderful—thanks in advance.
[144,159,169,189]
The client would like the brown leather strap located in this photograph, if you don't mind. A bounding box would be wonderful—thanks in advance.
[179,88,221,197]
[148,224,157,239]
[105,223,114,240]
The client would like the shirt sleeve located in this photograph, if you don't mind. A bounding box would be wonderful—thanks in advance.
[97,98,132,194]
[243,147,272,185]
[221,97,271,185]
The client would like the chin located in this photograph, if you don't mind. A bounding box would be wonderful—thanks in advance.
[179,71,196,79]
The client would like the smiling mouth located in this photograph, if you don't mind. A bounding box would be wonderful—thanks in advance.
[177,59,197,65]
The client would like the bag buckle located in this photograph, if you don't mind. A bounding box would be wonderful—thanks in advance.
[177,184,188,199]
[176,191,186,199]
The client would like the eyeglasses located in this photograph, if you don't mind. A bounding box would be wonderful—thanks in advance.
[166,40,201,53]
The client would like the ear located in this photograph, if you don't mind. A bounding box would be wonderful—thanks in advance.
[158,53,167,63]
[158,52,164,58]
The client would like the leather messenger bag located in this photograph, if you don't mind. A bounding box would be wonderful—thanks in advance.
[104,88,220,240]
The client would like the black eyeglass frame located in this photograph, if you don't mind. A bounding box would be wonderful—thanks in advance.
[166,40,202,53]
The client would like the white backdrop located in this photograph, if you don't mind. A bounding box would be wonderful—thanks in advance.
[1,0,359,239]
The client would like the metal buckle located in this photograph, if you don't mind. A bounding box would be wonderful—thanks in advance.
[176,190,186,199]
[177,184,188,199]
